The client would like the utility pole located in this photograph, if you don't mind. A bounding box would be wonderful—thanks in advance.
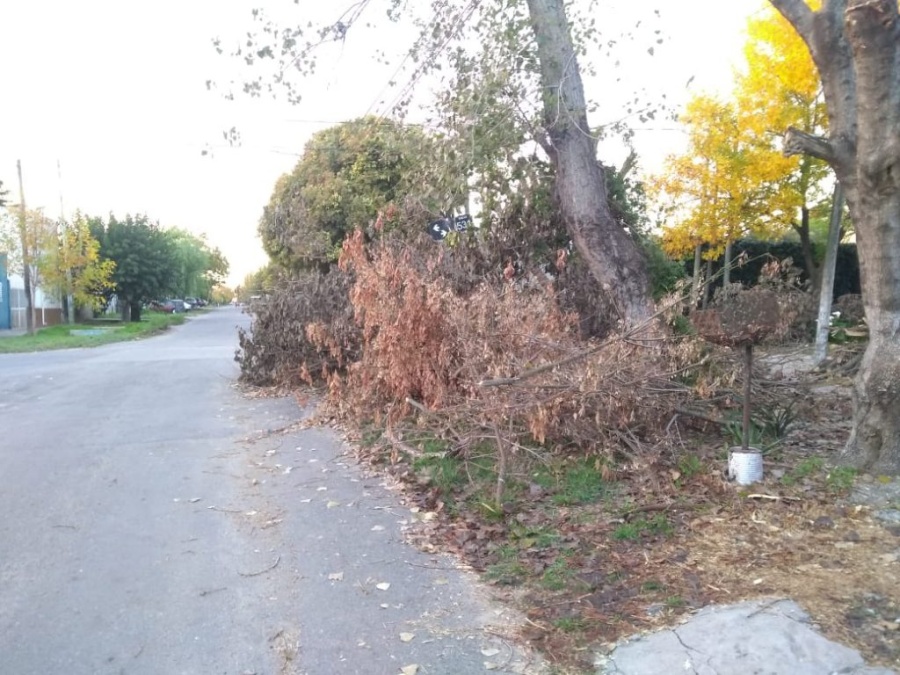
[58,159,75,324]
[16,160,35,335]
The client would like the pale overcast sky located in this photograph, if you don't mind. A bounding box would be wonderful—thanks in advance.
[0,0,765,286]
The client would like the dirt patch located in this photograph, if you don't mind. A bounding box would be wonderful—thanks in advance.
[347,366,900,674]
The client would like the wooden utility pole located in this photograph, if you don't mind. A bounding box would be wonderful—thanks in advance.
[16,160,35,335]
[58,159,75,324]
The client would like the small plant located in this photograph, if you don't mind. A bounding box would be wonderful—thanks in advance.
[641,580,664,593]
[757,401,798,441]
[782,456,824,485]
[541,558,573,591]
[677,454,704,480]
[826,466,857,492]
[645,513,673,536]
[612,522,642,541]
[665,595,686,608]
[553,617,589,633]
[725,417,764,449]
[359,427,383,448]
[671,313,695,337]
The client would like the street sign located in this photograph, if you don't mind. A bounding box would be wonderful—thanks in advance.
[426,214,474,241]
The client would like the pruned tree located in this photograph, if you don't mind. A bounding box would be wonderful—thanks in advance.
[218,0,662,327]
[524,0,654,326]
[771,0,900,472]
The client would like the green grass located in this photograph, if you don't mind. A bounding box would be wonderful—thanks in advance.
[552,617,589,633]
[541,558,576,591]
[510,524,561,550]
[533,459,607,506]
[412,454,466,492]
[781,456,825,486]
[0,312,186,353]
[485,545,528,586]
[612,514,673,541]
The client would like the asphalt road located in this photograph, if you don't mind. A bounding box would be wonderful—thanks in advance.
[0,308,539,675]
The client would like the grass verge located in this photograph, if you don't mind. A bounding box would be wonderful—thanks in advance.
[0,312,186,353]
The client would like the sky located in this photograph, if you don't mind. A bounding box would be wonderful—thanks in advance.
[0,0,767,286]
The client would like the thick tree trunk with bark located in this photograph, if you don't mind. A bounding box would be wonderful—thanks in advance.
[773,0,900,472]
[525,0,654,328]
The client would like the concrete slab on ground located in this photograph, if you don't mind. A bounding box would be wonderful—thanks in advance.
[596,598,895,675]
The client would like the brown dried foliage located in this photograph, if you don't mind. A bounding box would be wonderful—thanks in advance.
[323,229,701,459]
[236,270,359,386]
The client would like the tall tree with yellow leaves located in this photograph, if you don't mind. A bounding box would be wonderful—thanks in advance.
[737,1,831,290]
[653,95,791,289]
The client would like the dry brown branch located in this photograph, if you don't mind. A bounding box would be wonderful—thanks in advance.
[238,555,281,577]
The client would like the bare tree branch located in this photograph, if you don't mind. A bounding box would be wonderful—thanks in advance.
[783,126,837,164]
[769,0,816,42]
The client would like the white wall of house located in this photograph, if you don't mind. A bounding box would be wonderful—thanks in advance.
[8,273,63,329]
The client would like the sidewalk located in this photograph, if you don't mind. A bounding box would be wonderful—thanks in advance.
[0,328,27,338]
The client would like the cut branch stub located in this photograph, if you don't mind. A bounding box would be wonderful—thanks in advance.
[691,289,780,347]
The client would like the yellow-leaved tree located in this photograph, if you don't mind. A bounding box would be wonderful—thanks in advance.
[39,212,116,313]
[737,0,830,289]
[652,94,793,297]
[652,1,829,300]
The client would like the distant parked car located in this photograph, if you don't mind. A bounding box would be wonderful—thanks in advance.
[149,300,175,313]
[169,299,188,313]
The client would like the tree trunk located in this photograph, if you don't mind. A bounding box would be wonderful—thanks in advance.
[841,180,900,472]
[702,258,713,308]
[723,238,733,287]
[16,160,34,335]
[793,206,821,293]
[130,301,142,323]
[690,243,703,310]
[772,0,900,471]
[813,183,844,366]
[525,0,654,328]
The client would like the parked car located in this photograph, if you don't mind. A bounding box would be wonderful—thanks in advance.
[169,299,188,313]
[149,300,175,313]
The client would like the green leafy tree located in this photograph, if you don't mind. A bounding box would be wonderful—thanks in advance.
[259,116,434,271]
[91,214,178,322]
[165,229,229,300]
[219,1,664,326]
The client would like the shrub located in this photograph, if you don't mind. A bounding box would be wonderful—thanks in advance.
[236,270,359,385]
